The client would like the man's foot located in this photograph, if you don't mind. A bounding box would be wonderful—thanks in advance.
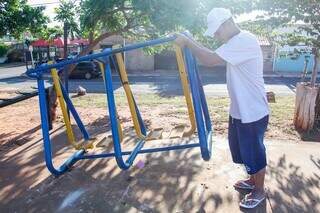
[239,188,266,209]
[233,179,255,190]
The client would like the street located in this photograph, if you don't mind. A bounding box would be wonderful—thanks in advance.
[0,64,302,97]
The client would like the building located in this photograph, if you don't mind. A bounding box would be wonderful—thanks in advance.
[257,36,274,73]
[272,24,320,73]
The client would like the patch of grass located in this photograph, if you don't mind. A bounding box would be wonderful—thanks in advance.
[267,96,298,138]
[269,96,295,123]
[72,94,299,141]
[73,94,186,108]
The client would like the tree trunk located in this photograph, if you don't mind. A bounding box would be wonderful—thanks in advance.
[310,48,318,87]
[89,30,94,45]
[300,57,309,82]
[63,23,68,59]
[294,49,319,131]
[48,22,69,124]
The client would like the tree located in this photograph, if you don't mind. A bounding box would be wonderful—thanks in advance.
[0,0,48,38]
[47,0,210,122]
[55,0,81,59]
[254,0,320,131]
[48,0,254,124]
[54,0,80,40]
[36,26,63,40]
[78,0,202,55]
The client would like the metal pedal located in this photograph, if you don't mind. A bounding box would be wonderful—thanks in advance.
[146,128,164,141]
[94,136,110,147]
[77,137,107,149]
[168,125,186,139]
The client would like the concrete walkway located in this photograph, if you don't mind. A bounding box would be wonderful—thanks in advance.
[0,127,319,212]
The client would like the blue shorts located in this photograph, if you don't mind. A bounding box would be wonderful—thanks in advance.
[228,115,269,175]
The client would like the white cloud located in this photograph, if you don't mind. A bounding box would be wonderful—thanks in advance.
[28,0,62,27]
[234,10,265,23]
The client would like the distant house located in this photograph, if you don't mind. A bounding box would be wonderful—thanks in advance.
[272,24,320,73]
[273,45,318,73]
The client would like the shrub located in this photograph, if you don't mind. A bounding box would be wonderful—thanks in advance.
[0,43,9,57]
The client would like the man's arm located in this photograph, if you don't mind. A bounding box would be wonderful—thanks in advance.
[175,34,225,67]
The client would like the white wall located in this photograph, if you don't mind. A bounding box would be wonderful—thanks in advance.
[125,49,154,71]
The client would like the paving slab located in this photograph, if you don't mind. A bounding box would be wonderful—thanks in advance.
[0,127,319,213]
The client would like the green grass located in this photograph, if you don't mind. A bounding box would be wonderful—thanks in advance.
[73,94,299,141]
[73,94,187,108]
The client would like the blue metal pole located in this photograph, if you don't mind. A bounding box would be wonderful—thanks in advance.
[75,143,200,160]
[59,80,90,140]
[192,54,213,155]
[110,56,147,135]
[37,78,84,176]
[104,58,147,170]
[103,58,127,169]
[184,48,211,161]
[194,59,212,132]
[132,97,147,135]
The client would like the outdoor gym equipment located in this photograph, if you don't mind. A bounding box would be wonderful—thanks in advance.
[26,36,213,176]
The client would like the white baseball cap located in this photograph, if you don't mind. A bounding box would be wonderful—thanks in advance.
[204,8,232,37]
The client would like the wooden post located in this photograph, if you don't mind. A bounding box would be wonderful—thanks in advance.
[294,48,319,131]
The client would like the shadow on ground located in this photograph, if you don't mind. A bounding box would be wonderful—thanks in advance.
[266,154,320,213]
[0,113,319,212]
[0,111,243,213]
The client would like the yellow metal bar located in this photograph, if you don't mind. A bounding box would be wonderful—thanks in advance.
[96,60,124,141]
[114,53,145,139]
[174,45,196,136]
[48,61,77,147]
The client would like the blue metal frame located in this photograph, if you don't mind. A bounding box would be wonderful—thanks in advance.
[184,48,212,160]
[37,78,84,176]
[30,36,213,176]
[26,36,177,79]
[102,57,145,169]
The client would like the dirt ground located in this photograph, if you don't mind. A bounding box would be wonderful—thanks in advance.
[0,92,304,153]
[1,93,319,212]
[0,92,304,152]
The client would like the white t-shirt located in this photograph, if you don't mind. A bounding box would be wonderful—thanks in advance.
[215,31,269,123]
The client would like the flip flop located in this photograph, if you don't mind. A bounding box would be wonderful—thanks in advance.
[233,180,255,190]
[239,194,266,209]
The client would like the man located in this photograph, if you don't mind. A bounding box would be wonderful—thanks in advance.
[175,8,269,209]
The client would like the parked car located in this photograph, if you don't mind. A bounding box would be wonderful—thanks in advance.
[69,61,101,80]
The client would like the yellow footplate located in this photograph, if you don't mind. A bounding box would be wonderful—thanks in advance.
[76,137,107,149]
[168,125,186,139]
[146,128,164,141]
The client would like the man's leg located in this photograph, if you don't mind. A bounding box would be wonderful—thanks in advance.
[237,115,269,208]
[250,167,266,197]
[228,116,256,189]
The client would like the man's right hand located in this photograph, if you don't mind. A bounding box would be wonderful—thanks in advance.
[174,33,191,48]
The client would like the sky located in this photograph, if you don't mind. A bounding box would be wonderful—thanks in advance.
[28,0,70,27]
[27,0,260,27]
